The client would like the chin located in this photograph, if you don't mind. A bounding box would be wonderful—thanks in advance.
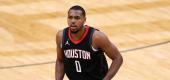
[71,30,79,34]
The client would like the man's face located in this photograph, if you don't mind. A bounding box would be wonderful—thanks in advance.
[67,9,86,33]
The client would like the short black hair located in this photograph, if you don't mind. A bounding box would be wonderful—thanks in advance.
[68,5,86,17]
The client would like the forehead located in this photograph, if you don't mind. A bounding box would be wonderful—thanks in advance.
[68,10,83,16]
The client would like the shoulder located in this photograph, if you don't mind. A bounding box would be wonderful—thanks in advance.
[89,26,107,38]
[93,30,108,41]
[92,30,110,48]
[56,30,63,36]
[56,30,63,44]
[56,27,69,38]
[56,30,63,39]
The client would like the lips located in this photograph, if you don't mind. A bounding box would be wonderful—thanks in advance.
[70,25,77,28]
[70,26,76,30]
[70,25,77,27]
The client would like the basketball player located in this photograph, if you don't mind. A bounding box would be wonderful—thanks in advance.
[55,5,123,80]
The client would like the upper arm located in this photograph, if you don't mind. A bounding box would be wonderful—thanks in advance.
[56,30,64,61]
[93,31,122,60]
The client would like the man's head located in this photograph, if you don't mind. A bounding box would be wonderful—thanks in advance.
[67,5,86,34]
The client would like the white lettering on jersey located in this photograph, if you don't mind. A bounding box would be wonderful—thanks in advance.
[64,49,91,60]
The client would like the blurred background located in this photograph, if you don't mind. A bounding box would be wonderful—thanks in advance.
[0,0,170,80]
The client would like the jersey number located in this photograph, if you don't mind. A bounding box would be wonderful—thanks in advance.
[75,60,82,72]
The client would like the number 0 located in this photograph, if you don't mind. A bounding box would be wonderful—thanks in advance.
[75,61,82,72]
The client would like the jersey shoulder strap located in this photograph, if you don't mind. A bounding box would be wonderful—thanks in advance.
[61,27,69,48]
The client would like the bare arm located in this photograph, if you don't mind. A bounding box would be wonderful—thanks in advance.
[93,31,123,80]
[55,30,65,80]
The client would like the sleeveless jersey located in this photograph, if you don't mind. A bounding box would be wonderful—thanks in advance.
[62,25,108,80]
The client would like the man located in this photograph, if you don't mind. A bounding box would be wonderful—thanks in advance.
[55,5,123,80]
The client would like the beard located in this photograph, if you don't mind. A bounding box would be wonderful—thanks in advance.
[70,25,84,34]
[71,29,80,34]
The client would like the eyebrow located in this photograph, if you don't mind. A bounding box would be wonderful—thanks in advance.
[68,15,81,19]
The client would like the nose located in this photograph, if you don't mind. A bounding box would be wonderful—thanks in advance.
[71,17,76,21]
[70,19,76,25]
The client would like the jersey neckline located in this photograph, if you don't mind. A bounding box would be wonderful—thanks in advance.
[68,25,89,45]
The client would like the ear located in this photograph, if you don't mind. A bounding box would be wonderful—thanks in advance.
[82,17,86,23]
[84,17,86,22]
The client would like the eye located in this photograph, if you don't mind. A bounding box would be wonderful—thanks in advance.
[68,16,73,19]
[74,16,81,20]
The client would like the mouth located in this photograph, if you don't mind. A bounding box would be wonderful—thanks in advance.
[70,25,77,27]
[70,25,77,29]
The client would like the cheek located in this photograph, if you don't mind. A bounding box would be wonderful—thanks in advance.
[77,22,83,26]
[78,20,85,24]
[67,20,72,24]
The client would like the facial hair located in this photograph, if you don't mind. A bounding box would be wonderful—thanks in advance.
[71,25,84,34]
[71,29,80,34]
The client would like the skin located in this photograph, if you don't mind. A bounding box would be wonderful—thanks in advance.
[55,9,123,80]
[67,10,86,40]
